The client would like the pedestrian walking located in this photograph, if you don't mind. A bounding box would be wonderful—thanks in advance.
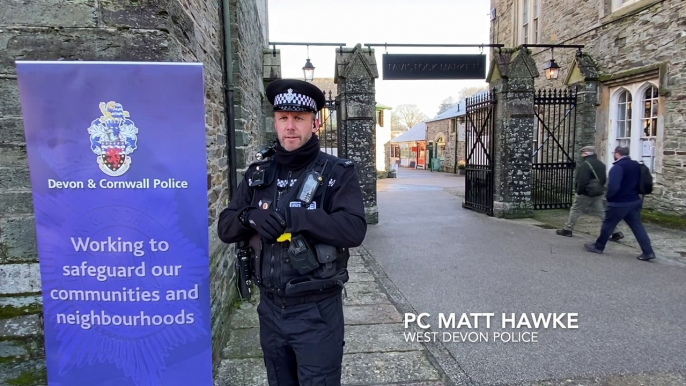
[556,146,624,241]
[584,146,655,260]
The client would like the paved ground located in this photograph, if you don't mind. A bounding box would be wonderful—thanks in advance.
[365,168,686,385]
[215,167,686,385]
[215,248,445,385]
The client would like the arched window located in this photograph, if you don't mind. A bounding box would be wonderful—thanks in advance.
[616,90,632,149]
[608,81,660,173]
[640,86,659,171]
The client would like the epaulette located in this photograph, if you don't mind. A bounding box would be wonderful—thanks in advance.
[248,159,272,169]
[336,158,355,168]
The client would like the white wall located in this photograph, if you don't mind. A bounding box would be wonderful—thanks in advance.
[376,109,392,171]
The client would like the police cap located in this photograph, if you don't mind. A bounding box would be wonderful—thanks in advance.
[266,79,326,113]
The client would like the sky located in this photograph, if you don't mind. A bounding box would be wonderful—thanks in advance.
[268,0,492,119]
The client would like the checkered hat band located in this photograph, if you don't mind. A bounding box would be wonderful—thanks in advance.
[274,92,317,111]
[274,106,311,112]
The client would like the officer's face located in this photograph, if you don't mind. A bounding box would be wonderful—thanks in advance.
[274,111,318,151]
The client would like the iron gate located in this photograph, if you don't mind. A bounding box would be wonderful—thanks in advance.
[532,87,578,209]
[316,90,338,156]
[463,90,496,216]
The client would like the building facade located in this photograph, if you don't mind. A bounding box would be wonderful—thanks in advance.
[390,121,427,169]
[490,0,686,215]
[376,104,393,172]
[426,102,467,173]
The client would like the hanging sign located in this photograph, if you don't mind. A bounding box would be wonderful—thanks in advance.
[383,54,486,80]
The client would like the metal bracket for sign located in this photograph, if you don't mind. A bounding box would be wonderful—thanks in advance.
[522,44,585,57]
[267,42,346,56]
[365,43,506,49]
[268,41,348,57]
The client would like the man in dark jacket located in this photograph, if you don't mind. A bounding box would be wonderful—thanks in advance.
[585,146,655,260]
[556,146,624,241]
[217,79,367,385]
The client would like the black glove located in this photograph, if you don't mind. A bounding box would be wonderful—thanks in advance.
[246,209,287,241]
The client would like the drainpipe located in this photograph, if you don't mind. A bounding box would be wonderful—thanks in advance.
[220,0,238,199]
[453,118,458,174]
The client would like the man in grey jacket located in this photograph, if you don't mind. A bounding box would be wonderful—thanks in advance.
[556,146,624,241]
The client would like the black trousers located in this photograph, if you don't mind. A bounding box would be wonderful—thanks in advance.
[257,292,345,386]
[594,201,654,255]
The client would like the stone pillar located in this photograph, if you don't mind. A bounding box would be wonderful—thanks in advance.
[564,53,600,155]
[487,48,537,218]
[335,44,379,224]
[263,48,281,82]
[263,49,281,146]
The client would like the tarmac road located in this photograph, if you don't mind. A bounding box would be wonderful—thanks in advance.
[363,168,686,385]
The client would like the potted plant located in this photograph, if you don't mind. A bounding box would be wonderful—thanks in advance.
[457,160,466,175]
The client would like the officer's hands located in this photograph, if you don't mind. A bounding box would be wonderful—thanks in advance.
[246,209,287,241]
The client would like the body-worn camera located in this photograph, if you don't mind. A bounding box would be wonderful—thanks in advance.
[296,170,322,205]
[288,234,319,275]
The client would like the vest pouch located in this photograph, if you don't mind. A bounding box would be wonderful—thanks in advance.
[288,234,318,275]
[313,243,337,279]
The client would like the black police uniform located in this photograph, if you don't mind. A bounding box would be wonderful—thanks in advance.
[217,79,367,385]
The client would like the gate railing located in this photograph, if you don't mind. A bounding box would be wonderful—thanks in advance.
[532,87,578,210]
[463,90,496,216]
[317,90,338,156]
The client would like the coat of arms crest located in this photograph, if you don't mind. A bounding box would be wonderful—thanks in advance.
[87,101,139,176]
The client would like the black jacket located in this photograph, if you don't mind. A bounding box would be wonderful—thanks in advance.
[217,154,367,249]
[606,156,642,205]
[575,154,607,196]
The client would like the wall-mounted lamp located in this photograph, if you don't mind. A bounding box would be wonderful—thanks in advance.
[543,48,561,80]
[302,45,315,82]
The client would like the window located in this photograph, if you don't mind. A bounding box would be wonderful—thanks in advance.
[616,90,631,148]
[641,86,659,171]
[449,119,456,133]
[522,0,529,44]
[608,82,660,173]
[391,144,400,157]
[377,110,384,127]
[517,0,540,44]
[533,0,539,44]
[612,0,640,11]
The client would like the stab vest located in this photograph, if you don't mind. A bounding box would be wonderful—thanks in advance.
[247,151,350,297]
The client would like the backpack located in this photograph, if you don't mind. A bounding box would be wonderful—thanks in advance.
[584,161,604,197]
[638,162,653,195]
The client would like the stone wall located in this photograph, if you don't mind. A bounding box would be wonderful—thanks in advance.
[490,0,686,215]
[0,0,269,379]
[208,0,269,367]
[230,0,270,176]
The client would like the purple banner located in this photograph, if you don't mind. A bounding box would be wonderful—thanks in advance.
[16,62,213,386]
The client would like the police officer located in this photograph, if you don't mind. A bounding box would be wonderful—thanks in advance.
[217,79,367,385]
